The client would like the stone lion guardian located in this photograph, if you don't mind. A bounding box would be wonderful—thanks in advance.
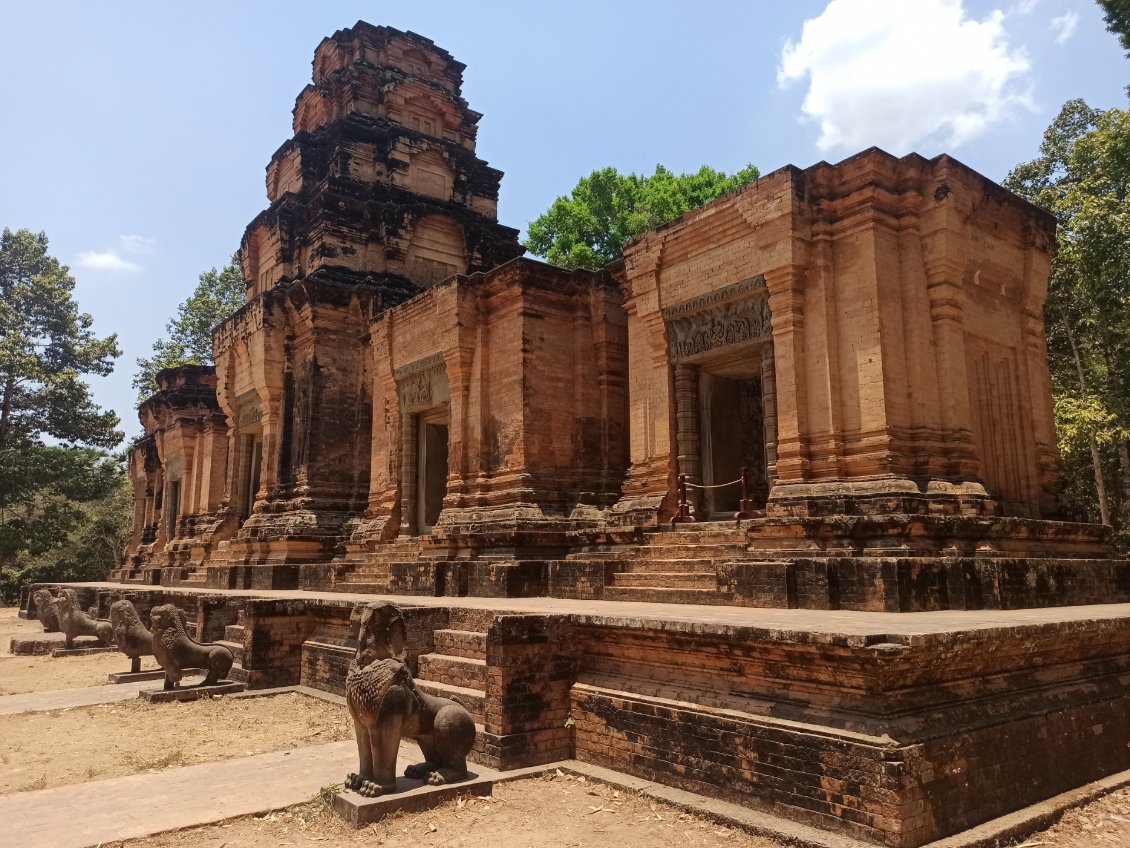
[49,589,112,649]
[345,601,476,797]
[149,603,233,690]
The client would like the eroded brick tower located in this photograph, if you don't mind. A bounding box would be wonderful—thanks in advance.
[210,23,523,580]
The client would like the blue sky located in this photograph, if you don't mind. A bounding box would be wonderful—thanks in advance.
[1,0,1126,445]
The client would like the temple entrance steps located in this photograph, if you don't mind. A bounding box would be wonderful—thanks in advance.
[571,523,755,602]
[329,538,422,594]
[156,565,208,588]
[329,562,394,594]
[413,609,490,727]
[179,567,208,587]
[217,612,248,684]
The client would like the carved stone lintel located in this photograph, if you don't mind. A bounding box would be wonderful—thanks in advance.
[393,352,445,381]
[396,354,448,413]
[236,393,263,429]
[661,275,766,320]
[665,282,772,362]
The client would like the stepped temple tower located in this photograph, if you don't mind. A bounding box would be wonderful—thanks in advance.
[67,19,1130,848]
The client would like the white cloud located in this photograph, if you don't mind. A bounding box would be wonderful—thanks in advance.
[76,249,142,272]
[1050,10,1079,44]
[75,233,156,272]
[119,234,157,254]
[1012,0,1041,14]
[778,0,1033,154]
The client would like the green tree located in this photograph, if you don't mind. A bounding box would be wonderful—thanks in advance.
[133,252,245,397]
[1005,101,1130,538]
[525,164,760,269]
[1099,0,1130,56]
[0,228,124,599]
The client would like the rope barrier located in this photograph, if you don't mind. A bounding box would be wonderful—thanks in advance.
[672,468,767,527]
[684,477,742,490]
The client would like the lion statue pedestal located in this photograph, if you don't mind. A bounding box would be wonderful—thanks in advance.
[345,601,477,797]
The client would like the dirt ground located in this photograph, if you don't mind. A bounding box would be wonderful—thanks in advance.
[0,692,353,793]
[106,771,786,848]
[1018,785,1130,846]
[95,776,1130,848]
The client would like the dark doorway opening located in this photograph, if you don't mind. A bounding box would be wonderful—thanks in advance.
[701,374,765,518]
[417,416,449,533]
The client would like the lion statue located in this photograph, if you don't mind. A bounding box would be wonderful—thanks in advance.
[344,601,476,797]
[32,588,60,632]
[110,598,154,674]
[149,603,233,690]
[49,589,112,649]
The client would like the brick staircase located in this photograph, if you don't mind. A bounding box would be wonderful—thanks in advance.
[216,611,247,684]
[413,610,491,728]
[575,523,755,604]
[331,538,422,594]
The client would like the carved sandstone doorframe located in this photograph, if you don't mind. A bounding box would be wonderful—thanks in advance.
[231,393,264,528]
[394,353,451,536]
[664,276,777,518]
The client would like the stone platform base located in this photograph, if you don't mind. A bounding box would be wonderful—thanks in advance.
[27,580,1130,848]
[8,633,106,656]
[139,681,246,703]
[108,668,197,684]
[51,645,116,658]
[333,768,495,826]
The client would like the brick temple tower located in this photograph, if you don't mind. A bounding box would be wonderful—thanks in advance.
[241,22,522,301]
[210,23,523,581]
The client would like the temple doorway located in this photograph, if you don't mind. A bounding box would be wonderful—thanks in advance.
[165,479,181,538]
[416,410,449,533]
[699,372,766,517]
[672,341,777,521]
[237,434,262,527]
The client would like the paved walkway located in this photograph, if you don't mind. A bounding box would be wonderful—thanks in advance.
[0,680,153,716]
[2,740,357,848]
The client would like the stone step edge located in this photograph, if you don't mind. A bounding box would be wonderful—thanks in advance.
[419,653,487,668]
[414,678,487,701]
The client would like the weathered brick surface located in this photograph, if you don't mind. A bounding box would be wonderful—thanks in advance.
[566,617,1130,846]
[482,615,579,769]
[432,628,486,659]
[546,560,608,599]
[243,600,313,689]
[417,654,486,690]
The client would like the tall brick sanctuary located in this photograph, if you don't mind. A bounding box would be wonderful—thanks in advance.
[40,19,1130,848]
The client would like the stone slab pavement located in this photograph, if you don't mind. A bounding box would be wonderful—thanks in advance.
[0,680,154,716]
[56,581,1130,644]
[2,740,357,848]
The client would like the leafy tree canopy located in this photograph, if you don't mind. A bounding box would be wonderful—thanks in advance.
[0,228,126,595]
[1005,100,1130,534]
[0,228,121,451]
[133,252,245,398]
[1099,0,1130,56]
[524,164,760,270]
